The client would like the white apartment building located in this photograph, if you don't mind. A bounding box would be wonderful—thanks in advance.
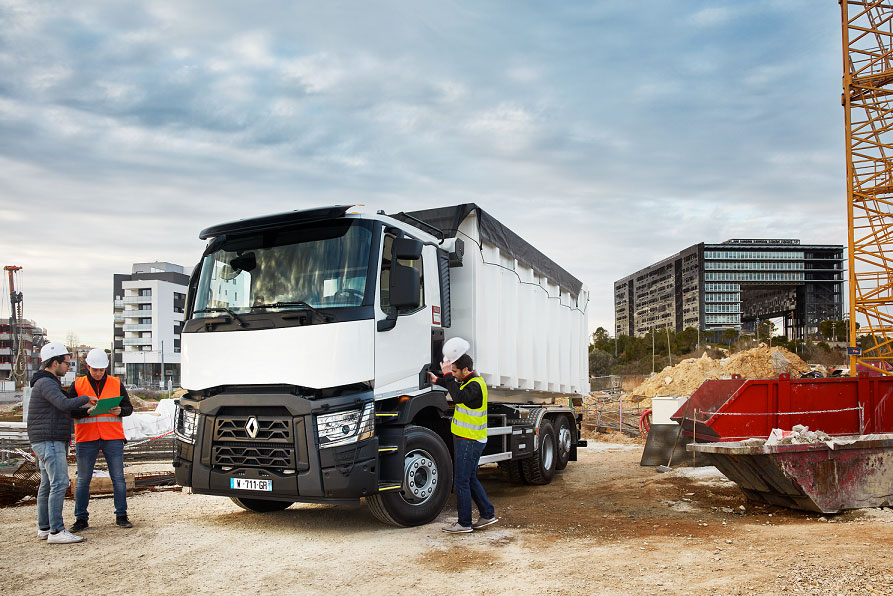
[112,262,189,388]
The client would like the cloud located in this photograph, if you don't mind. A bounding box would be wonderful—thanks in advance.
[0,1,850,345]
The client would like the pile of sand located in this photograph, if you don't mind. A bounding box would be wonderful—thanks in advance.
[630,344,810,398]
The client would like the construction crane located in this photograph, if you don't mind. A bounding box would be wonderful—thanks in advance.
[841,1,893,375]
[4,265,27,388]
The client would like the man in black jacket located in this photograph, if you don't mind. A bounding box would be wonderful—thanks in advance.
[27,342,94,544]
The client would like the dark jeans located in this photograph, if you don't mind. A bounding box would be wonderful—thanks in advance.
[453,437,494,527]
[74,439,127,520]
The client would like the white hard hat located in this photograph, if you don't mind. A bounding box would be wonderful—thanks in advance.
[40,342,70,363]
[85,348,109,369]
[442,337,470,362]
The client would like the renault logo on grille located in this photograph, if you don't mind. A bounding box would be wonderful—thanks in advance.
[245,417,259,439]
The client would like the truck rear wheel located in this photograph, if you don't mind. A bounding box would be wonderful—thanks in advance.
[367,425,453,527]
[521,420,556,485]
[498,460,527,484]
[230,497,293,512]
[555,416,572,471]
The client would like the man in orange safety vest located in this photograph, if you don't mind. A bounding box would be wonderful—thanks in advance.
[67,348,134,532]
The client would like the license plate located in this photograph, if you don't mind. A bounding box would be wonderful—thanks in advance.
[230,478,272,491]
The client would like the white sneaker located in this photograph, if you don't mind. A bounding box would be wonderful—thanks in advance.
[37,528,50,540]
[441,522,473,533]
[46,529,85,544]
[471,516,498,529]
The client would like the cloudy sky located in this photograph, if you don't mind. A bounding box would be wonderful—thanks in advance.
[1,0,846,348]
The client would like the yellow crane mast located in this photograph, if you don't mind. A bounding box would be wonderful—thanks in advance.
[841,0,893,374]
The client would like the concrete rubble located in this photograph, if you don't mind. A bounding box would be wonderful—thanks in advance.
[630,344,811,398]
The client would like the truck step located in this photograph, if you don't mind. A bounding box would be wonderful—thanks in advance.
[375,412,399,418]
[377,482,403,493]
[378,446,399,454]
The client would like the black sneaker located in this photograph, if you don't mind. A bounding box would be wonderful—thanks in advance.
[115,516,133,528]
[69,519,89,533]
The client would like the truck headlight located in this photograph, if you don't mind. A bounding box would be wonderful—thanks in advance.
[174,404,198,445]
[317,402,374,449]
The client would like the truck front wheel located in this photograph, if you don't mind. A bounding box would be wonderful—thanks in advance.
[366,425,453,527]
[230,497,293,512]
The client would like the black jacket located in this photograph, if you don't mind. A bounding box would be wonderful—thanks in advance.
[67,374,133,419]
[434,371,484,409]
[27,370,91,443]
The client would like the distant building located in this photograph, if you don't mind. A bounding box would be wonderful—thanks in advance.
[61,344,99,386]
[112,262,189,388]
[0,318,46,387]
[614,239,844,340]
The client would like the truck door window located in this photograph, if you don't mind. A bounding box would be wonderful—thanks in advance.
[380,234,424,315]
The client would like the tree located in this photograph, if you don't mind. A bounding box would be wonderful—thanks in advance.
[65,331,80,352]
[590,327,613,353]
[65,331,81,376]
[674,327,699,354]
[756,320,775,343]
[819,319,850,342]
[721,328,739,347]
[589,349,615,376]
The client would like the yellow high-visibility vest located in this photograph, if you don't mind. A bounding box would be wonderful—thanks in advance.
[450,376,488,441]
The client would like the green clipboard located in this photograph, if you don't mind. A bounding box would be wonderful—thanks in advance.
[90,396,123,416]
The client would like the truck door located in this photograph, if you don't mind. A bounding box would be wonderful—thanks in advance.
[374,232,431,396]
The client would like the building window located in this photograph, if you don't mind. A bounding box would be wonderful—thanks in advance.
[139,289,152,296]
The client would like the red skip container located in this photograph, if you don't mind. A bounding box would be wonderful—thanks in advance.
[670,373,893,442]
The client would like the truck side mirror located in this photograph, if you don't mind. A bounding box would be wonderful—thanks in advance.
[377,262,421,332]
[394,237,423,260]
[389,262,420,309]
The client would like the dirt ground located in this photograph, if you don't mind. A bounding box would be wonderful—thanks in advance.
[2,438,892,596]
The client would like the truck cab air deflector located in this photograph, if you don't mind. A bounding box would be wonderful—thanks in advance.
[199,205,353,240]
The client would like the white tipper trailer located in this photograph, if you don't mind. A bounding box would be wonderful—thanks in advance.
[173,204,590,526]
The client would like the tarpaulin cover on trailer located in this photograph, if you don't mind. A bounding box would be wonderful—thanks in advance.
[391,203,583,299]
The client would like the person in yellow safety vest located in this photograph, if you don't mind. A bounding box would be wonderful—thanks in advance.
[66,348,134,532]
[428,338,498,534]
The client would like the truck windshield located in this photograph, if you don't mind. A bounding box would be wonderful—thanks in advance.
[193,219,373,317]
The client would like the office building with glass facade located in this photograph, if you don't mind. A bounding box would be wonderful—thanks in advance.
[614,239,844,339]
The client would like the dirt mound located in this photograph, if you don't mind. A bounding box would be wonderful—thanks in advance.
[630,344,810,397]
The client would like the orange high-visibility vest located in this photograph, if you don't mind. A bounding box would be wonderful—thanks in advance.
[73,375,125,442]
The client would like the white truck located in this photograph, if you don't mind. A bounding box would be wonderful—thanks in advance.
[173,204,590,526]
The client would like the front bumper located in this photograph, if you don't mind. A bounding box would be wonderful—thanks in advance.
[173,390,379,503]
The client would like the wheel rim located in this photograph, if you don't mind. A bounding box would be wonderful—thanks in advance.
[542,434,554,470]
[558,426,572,454]
[401,448,438,505]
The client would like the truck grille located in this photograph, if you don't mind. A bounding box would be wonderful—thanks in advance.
[212,442,295,468]
[211,414,296,468]
[214,416,292,442]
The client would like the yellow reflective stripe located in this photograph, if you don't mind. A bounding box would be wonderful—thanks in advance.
[74,416,123,425]
[451,418,487,431]
[455,404,486,417]
[453,405,487,424]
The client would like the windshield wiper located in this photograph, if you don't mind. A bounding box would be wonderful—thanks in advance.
[251,301,333,322]
[194,307,246,327]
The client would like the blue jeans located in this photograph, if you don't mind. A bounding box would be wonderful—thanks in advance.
[31,441,70,533]
[74,439,127,519]
[453,438,494,527]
